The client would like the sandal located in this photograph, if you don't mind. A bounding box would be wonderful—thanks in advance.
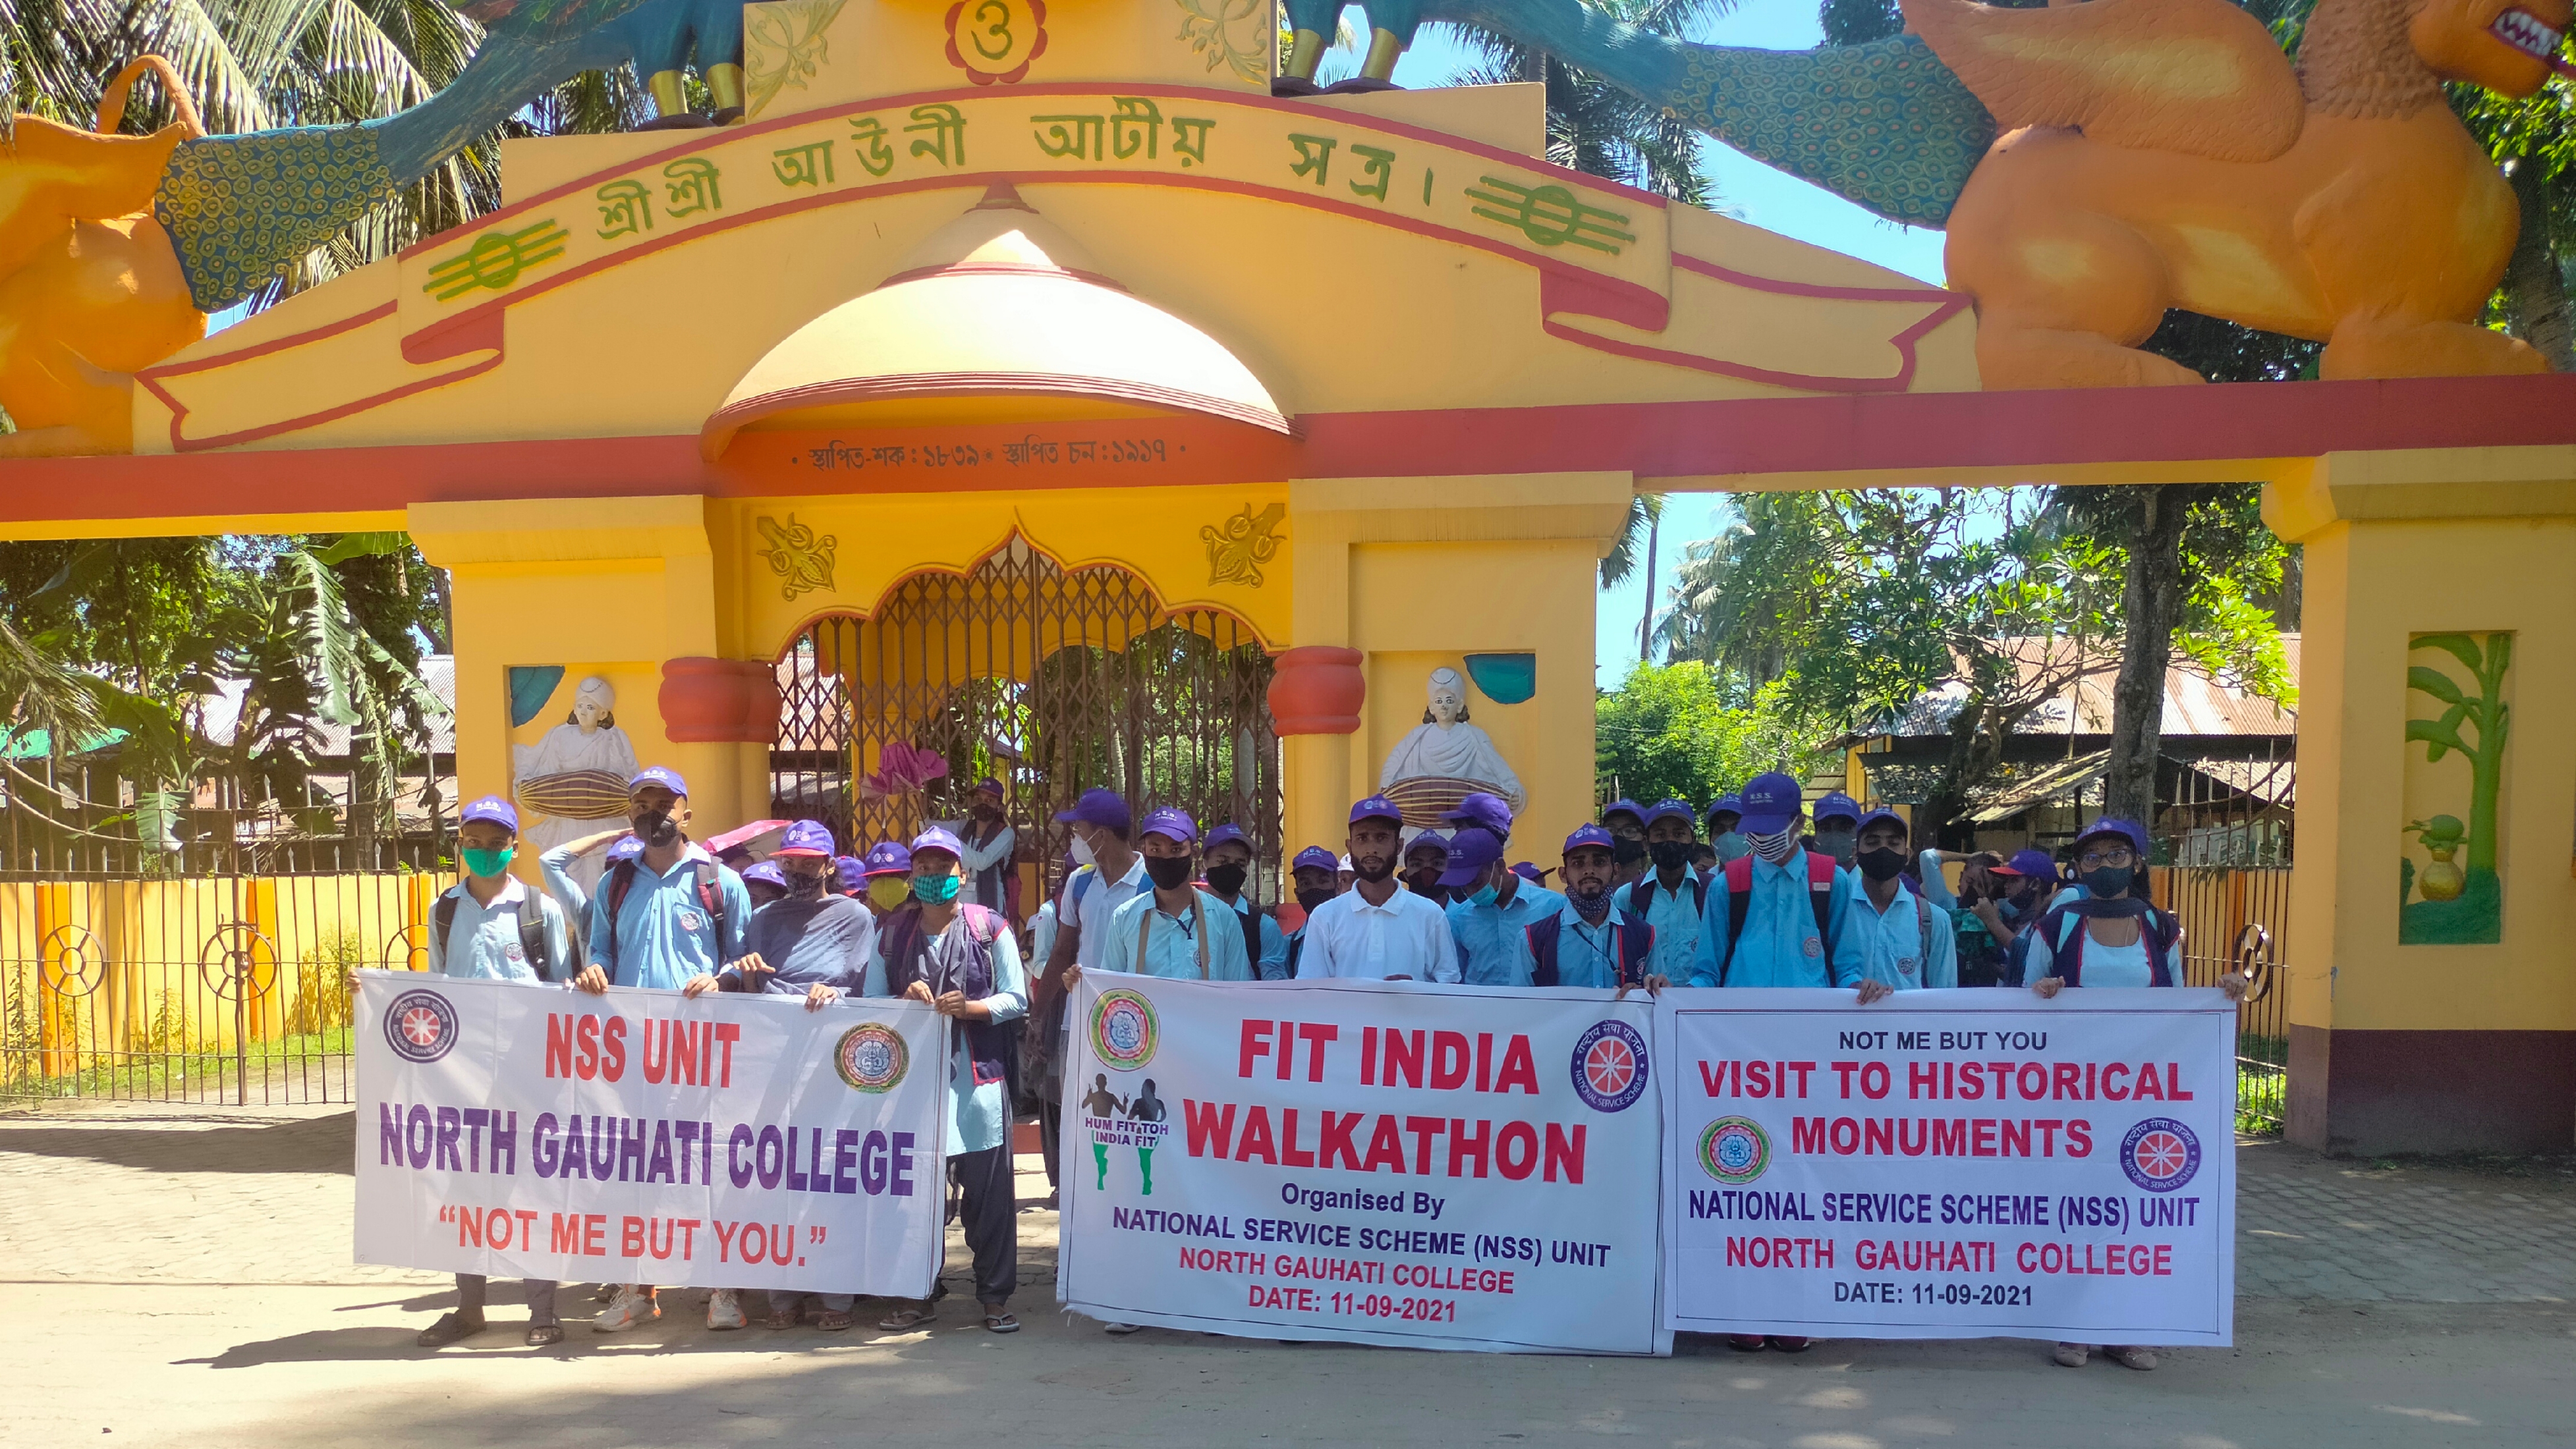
[876,1305,937,1331]
[816,1310,853,1332]
[765,1309,799,1330]
[524,1324,563,1348]
[983,1311,1021,1334]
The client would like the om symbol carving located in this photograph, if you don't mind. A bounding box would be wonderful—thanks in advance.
[1201,502,1285,588]
[944,0,1048,84]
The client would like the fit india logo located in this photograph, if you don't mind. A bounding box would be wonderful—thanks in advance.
[2120,1117,2202,1193]
[1569,1020,1649,1112]
[835,1023,909,1093]
[1698,1116,1770,1186]
[1090,987,1159,1072]
[383,988,460,1065]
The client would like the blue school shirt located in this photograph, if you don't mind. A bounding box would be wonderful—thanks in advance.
[1621,874,1705,983]
[864,919,1026,1156]
[1447,881,1567,987]
[1687,849,1864,988]
[585,845,753,990]
[1223,894,1290,979]
[1846,885,1957,991]
[1099,889,1256,981]
[434,878,574,984]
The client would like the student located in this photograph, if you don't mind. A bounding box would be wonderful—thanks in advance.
[1090,808,1256,981]
[1846,811,1953,997]
[835,854,867,900]
[741,860,787,910]
[676,820,872,1330]
[1512,861,1554,889]
[1687,771,1866,994]
[1441,825,1564,987]
[857,841,912,916]
[2030,817,2245,1373]
[1706,794,1750,863]
[1689,841,1720,883]
[1299,797,1461,983]
[1625,799,1706,985]
[1274,846,1341,981]
[573,765,754,1334]
[1336,854,1356,894]
[1942,848,2054,987]
[1027,855,1073,983]
[1440,791,1515,848]
[1810,792,1862,868]
[864,829,1025,1334]
[1200,824,1286,978]
[1518,825,1662,993]
[958,777,1019,916]
[1028,789,1147,1196]
[409,796,577,1350]
[1602,798,1650,885]
[1403,831,1453,905]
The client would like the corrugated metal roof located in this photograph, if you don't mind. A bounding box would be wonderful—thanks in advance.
[1877,636,2296,740]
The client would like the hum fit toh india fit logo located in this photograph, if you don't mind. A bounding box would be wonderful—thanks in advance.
[834,1023,909,1093]
[1090,988,1159,1071]
[383,989,461,1065]
[1570,1020,1649,1112]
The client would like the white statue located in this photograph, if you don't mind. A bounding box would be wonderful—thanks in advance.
[511,675,642,868]
[1379,667,1525,814]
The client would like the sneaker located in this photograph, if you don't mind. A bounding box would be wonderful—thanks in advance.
[593,1286,659,1333]
[1103,1322,1144,1335]
[2106,1346,2158,1371]
[1766,1336,1812,1353]
[707,1290,746,1331]
[1723,1334,1769,1352]
[2053,1342,2091,1367]
[415,1311,484,1348]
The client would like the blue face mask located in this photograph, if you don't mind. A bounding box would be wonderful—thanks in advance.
[1469,884,1499,908]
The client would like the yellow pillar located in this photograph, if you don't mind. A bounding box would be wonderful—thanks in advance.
[2266,447,2576,1153]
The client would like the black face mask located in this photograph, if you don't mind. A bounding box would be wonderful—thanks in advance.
[1565,883,1612,919]
[633,807,680,847]
[1612,838,1647,867]
[1812,828,1858,866]
[1295,886,1335,913]
[1144,856,1194,891]
[1407,874,1449,905]
[785,869,829,900]
[2081,865,2135,899]
[1855,846,1908,883]
[1648,840,1693,870]
[1203,863,1248,897]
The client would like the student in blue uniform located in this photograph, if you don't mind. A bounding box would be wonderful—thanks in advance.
[1625,799,1706,985]
[1517,825,1663,993]
[1687,771,1864,993]
[1096,809,1255,981]
[1200,823,1287,977]
[1809,791,1862,868]
[409,796,577,1350]
[1601,798,1650,886]
[1706,794,1751,863]
[1441,825,1565,986]
[1845,810,1953,996]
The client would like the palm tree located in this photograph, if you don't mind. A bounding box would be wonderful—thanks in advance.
[1438,0,1726,205]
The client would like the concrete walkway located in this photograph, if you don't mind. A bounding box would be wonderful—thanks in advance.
[5,1107,2571,1447]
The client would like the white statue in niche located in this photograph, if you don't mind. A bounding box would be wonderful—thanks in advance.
[1378,666,1526,825]
[511,675,642,867]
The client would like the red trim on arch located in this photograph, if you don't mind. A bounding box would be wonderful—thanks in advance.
[1539,254,1973,395]
[134,300,505,455]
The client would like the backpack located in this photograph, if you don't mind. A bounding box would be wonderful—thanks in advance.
[2032,904,2182,987]
[1716,851,1839,985]
[432,889,555,980]
[1526,908,1655,988]
[1231,899,1266,972]
[1623,873,1708,919]
[600,857,727,971]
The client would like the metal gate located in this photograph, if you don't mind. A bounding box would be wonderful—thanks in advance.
[771,539,1281,900]
[2153,749,2295,1134]
[0,751,451,1107]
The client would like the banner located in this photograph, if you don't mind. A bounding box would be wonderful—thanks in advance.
[1658,989,2235,1345]
[1055,975,1666,1355]
[354,971,949,1297]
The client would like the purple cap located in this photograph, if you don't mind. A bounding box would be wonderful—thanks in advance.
[1561,823,1616,855]
[628,765,688,798]
[835,854,868,890]
[1644,798,1696,830]
[1738,771,1805,834]
[1140,806,1198,846]
[773,819,835,858]
[1602,798,1646,826]
[1511,862,1548,884]
[975,777,1006,798]
[1405,831,1451,858]
[607,836,644,863]
[1439,792,1513,839]
[742,861,786,889]
[1349,795,1404,827]
[909,827,965,861]
[861,840,912,877]
[1990,848,2058,881]
[1204,823,1250,853]
[1856,808,1909,841]
[460,794,518,831]
[2072,817,2148,861]
[1708,794,1744,820]
[1814,791,1862,827]
[1437,827,1505,888]
[1053,787,1131,831]
[1291,846,1339,873]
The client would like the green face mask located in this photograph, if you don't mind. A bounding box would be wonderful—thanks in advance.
[912,873,963,905]
[461,846,515,880]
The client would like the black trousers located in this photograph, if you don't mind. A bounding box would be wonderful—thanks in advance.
[949,1144,1019,1306]
[1037,1101,1063,1188]
[455,1273,556,1325]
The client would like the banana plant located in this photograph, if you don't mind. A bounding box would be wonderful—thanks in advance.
[2406,632,2513,877]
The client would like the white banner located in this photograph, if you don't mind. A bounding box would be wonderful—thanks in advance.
[1056,975,1666,1355]
[1657,989,2235,1345]
[354,971,949,1297]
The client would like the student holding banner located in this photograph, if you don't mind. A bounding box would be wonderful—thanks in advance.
[410,796,576,1349]
[1686,771,1864,993]
[869,829,1028,1335]
[1518,824,1665,992]
[1092,808,1256,982]
[1846,809,1955,995]
[1299,797,1460,982]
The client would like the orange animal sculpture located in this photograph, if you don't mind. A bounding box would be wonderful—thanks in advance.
[0,59,207,458]
[1916,0,2571,387]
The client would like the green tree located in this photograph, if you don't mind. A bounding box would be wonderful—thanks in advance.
[1594,662,1826,806]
